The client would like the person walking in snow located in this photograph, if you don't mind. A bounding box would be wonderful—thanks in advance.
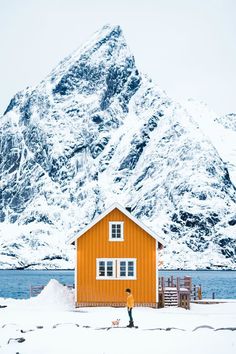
[125,288,134,327]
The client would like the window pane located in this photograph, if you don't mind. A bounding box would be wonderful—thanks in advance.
[99,261,105,276]
[110,223,122,239]
[112,225,117,238]
[120,261,126,276]
[116,228,121,238]
[128,261,134,276]
[107,261,113,277]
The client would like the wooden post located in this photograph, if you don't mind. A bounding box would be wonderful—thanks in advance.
[167,277,170,287]
[171,275,174,287]
[176,277,180,307]
[197,285,202,300]
[187,293,190,309]
[193,285,196,300]
[176,277,180,291]
[161,277,164,291]
[184,276,192,291]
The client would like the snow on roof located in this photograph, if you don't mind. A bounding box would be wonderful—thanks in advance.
[66,202,166,246]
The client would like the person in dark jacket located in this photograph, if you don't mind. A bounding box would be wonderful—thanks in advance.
[125,288,134,327]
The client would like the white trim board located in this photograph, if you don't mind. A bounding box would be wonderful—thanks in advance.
[75,240,78,302]
[156,240,159,303]
[66,202,166,246]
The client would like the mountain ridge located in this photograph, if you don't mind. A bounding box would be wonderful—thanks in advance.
[0,24,236,270]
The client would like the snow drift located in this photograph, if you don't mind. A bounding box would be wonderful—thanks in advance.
[30,279,74,310]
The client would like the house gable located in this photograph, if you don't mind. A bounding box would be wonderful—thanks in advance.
[67,202,165,248]
[78,207,157,253]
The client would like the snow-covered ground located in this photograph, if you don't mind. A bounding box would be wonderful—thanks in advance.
[0,280,235,354]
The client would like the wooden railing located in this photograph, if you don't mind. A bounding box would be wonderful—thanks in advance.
[158,276,202,305]
[159,276,192,292]
[30,285,44,297]
[192,284,202,300]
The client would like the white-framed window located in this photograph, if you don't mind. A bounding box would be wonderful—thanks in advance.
[109,222,124,241]
[117,259,136,280]
[96,259,116,279]
[96,258,136,280]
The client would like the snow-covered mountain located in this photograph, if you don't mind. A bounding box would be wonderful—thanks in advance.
[1,24,236,270]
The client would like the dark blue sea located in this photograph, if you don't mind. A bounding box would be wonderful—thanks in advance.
[0,270,235,299]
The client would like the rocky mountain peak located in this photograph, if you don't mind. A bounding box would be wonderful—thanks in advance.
[0,25,236,270]
[49,23,135,99]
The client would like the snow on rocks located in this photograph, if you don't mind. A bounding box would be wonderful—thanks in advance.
[0,24,236,270]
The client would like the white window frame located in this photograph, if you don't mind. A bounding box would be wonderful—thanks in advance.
[117,258,137,280]
[96,258,137,280]
[96,258,116,280]
[109,222,124,241]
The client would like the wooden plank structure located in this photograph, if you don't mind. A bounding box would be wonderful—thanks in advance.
[158,276,192,309]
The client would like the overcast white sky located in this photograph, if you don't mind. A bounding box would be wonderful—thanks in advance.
[1,0,236,115]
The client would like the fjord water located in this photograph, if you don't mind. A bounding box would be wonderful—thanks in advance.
[0,270,235,300]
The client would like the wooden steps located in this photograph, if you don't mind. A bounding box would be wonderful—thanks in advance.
[164,288,179,307]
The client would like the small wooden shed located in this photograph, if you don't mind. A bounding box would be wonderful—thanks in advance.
[68,203,165,307]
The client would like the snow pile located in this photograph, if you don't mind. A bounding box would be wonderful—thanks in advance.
[30,279,74,310]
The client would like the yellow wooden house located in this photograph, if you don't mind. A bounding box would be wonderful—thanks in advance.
[68,203,165,307]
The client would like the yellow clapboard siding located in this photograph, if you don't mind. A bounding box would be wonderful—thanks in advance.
[77,208,156,304]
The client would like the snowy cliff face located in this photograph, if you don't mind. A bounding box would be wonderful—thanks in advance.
[1,25,236,270]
